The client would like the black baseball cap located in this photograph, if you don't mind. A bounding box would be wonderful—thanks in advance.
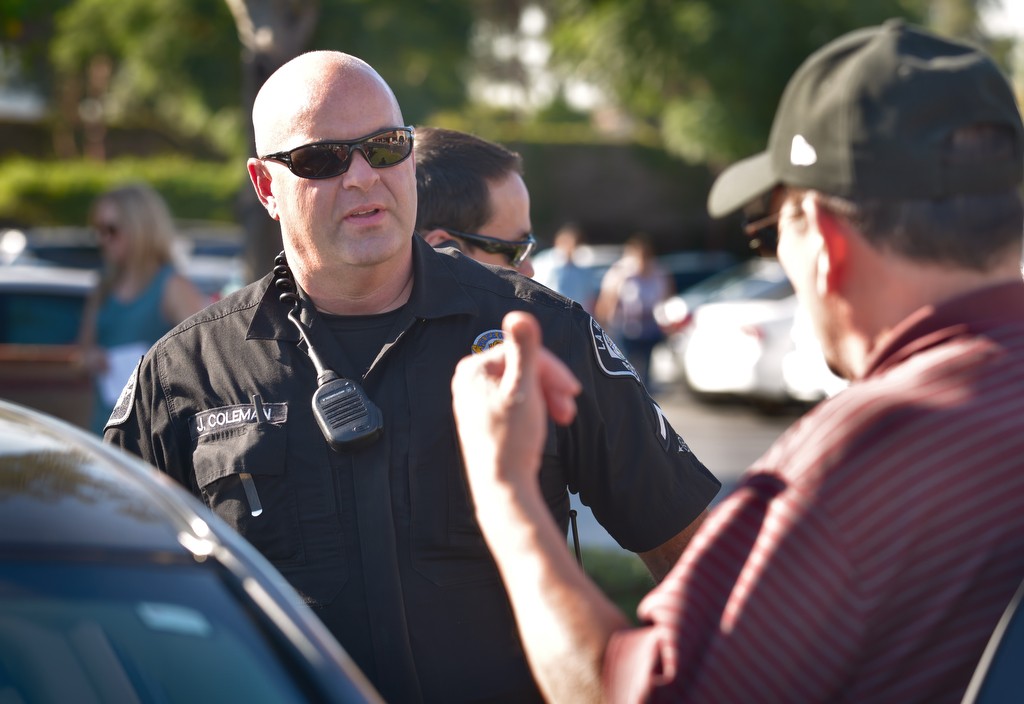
[707,19,1024,217]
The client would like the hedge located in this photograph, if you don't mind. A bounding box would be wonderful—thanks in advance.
[0,156,246,228]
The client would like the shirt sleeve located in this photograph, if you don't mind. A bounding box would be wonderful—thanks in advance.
[558,314,720,552]
[602,474,863,702]
[103,346,194,493]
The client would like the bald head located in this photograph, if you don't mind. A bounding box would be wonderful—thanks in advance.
[252,51,404,156]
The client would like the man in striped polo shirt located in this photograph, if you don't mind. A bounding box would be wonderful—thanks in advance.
[449,19,1024,703]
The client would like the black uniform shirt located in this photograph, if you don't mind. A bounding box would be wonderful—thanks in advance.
[105,235,721,703]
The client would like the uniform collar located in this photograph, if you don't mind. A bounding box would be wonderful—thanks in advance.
[245,235,479,341]
[406,234,480,320]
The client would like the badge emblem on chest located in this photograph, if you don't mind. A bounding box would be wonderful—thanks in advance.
[471,329,505,354]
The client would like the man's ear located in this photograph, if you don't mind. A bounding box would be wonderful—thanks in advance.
[422,228,461,250]
[247,158,279,220]
[806,196,848,296]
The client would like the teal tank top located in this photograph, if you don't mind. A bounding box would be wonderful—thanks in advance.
[91,264,176,433]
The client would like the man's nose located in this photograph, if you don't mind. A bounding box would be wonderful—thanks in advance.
[341,148,381,188]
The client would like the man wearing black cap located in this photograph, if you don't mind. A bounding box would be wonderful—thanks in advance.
[448,20,1024,703]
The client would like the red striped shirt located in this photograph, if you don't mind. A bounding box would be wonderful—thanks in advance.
[604,282,1024,703]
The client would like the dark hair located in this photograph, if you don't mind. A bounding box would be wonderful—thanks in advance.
[414,126,524,234]
[813,125,1023,270]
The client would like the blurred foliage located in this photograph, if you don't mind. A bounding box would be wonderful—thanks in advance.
[2,0,1012,168]
[0,156,244,226]
[931,0,1021,71]
[0,0,475,160]
[1,0,1018,235]
[53,0,241,155]
[429,102,609,146]
[581,547,654,625]
[309,0,475,130]
[543,0,1011,167]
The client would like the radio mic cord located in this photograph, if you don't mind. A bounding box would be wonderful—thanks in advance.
[273,252,384,451]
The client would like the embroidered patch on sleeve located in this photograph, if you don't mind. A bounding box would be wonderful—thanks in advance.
[104,356,142,429]
[589,317,640,383]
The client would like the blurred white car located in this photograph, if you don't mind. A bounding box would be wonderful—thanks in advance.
[782,306,849,402]
[682,291,798,403]
[653,258,793,384]
[660,258,845,406]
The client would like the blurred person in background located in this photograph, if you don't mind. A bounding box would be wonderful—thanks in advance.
[415,126,537,277]
[541,222,595,312]
[78,183,207,435]
[595,232,673,389]
[451,20,1024,703]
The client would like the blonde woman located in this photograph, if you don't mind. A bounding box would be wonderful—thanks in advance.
[78,183,208,434]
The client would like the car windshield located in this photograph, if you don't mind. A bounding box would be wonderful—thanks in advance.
[0,560,318,703]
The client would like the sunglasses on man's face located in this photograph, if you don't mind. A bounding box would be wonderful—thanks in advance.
[442,228,537,269]
[260,127,414,180]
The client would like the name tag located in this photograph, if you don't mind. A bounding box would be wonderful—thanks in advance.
[190,400,288,439]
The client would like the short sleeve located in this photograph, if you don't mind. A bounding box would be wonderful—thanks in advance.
[602,475,862,702]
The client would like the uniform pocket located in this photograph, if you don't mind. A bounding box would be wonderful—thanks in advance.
[410,455,500,587]
[193,422,304,565]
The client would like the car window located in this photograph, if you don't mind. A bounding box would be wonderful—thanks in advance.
[0,561,323,703]
[0,292,86,344]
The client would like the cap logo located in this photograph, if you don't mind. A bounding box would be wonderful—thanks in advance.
[790,134,818,166]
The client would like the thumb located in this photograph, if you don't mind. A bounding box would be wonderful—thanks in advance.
[499,311,541,400]
[501,311,581,426]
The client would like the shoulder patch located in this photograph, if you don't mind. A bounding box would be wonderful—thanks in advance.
[589,317,640,383]
[104,356,142,429]
[472,329,505,354]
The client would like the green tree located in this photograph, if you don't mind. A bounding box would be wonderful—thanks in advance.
[1,0,476,275]
[1,0,242,158]
[545,0,938,167]
[1,0,475,163]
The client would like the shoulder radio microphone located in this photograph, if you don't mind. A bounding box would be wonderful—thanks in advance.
[274,253,384,451]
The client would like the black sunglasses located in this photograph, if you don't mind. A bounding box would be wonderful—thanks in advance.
[442,228,537,269]
[742,210,780,258]
[260,127,414,179]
